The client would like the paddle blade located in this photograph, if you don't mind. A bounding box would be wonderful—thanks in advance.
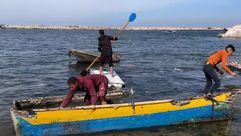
[129,13,136,22]
[80,69,88,76]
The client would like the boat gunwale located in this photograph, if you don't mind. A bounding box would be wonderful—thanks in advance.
[11,89,241,118]
[69,49,99,57]
[13,91,128,110]
[69,49,121,62]
[15,91,127,103]
[30,91,237,112]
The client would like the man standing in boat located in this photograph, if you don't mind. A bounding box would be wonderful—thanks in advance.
[60,74,108,108]
[98,30,118,77]
[203,44,237,97]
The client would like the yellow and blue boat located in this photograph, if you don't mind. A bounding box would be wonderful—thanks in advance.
[11,89,240,136]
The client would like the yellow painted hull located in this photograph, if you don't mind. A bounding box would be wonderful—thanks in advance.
[11,89,240,136]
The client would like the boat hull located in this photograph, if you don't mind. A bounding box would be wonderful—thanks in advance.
[11,90,238,136]
[228,62,241,71]
[11,105,229,136]
[68,49,120,63]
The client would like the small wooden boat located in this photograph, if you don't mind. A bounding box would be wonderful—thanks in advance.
[163,30,176,34]
[228,61,241,71]
[68,49,121,63]
[11,89,241,136]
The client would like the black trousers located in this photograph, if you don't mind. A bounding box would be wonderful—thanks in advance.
[100,55,113,67]
[203,64,221,94]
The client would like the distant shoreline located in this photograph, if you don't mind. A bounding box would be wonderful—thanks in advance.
[0,24,224,31]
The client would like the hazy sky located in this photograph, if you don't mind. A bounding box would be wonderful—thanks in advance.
[0,0,241,27]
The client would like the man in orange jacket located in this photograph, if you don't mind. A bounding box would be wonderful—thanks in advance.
[203,44,237,97]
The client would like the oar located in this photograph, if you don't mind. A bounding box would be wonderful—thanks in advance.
[116,12,136,38]
[80,13,136,76]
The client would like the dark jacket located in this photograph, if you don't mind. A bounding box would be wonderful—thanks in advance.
[98,35,117,57]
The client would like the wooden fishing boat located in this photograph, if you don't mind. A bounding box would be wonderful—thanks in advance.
[68,49,121,63]
[11,89,241,136]
[228,61,241,71]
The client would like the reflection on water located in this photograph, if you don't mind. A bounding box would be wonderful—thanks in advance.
[84,121,230,136]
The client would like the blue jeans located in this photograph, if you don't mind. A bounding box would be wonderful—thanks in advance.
[203,64,221,94]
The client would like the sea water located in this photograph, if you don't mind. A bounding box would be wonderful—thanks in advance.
[0,29,241,136]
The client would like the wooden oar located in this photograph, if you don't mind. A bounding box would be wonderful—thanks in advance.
[80,13,136,76]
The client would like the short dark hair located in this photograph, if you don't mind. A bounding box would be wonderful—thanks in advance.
[99,29,104,35]
[225,44,235,52]
[67,76,78,85]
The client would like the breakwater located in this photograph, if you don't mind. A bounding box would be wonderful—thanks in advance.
[0,24,224,31]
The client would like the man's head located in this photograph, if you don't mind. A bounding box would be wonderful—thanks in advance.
[225,44,235,56]
[67,77,78,90]
[99,29,104,36]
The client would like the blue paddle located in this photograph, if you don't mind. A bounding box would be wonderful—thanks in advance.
[129,13,136,22]
[80,12,137,76]
[116,12,136,36]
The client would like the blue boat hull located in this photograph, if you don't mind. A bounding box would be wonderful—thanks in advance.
[14,105,230,136]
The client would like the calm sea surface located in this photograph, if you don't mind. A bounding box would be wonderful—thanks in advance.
[0,29,241,136]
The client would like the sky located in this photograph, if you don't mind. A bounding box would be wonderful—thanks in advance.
[0,0,241,27]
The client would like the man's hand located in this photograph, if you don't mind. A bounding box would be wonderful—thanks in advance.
[231,72,237,77]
